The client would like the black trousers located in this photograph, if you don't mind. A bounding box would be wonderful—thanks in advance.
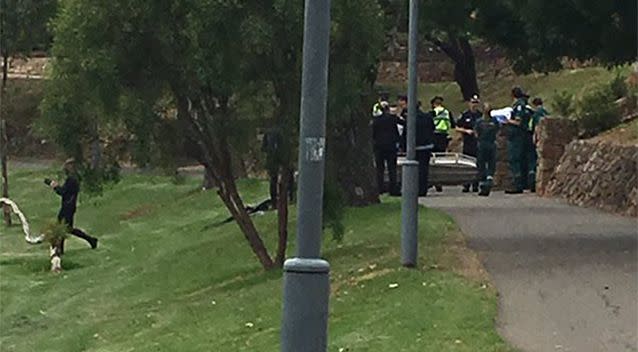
[269,169,295,206]
[374,149,398,194]
[433,134,449,153]
[462,141,479,191]
[416,150,431,196]
[58,212,96,247]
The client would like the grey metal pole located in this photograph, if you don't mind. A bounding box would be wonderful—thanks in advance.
[281,1,331,351]
[400,0,419,267]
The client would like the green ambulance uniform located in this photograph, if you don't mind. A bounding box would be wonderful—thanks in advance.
[506,97,532,193]
[526,106,549,192]
[475,114,500,196]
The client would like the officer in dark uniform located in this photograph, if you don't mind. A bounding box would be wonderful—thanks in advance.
[456,94,482,192]
[475,104,500,196]
[48,159,98,254]
[505,87,533,194]
[372,103,401,195]
[402,101,435,196]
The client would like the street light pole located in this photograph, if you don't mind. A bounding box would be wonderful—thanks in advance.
[400,0,419,267]
[280,1,331,351]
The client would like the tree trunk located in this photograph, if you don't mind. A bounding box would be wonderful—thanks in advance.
[202,167,216,190]
[1,54,10,226]
[175,92,275,270]
[429,35,480,101]
[327,101,379,206]
[274,167,289,267]
[217,175,274,270]
[453,37,480,101]
[90,123,101,170]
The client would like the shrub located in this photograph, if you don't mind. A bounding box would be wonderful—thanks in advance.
[551,90,575,117]
[576,85,621,138]
[609,70,628,100]
[41,221,68,247]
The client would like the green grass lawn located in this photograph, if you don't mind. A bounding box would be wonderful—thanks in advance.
[0,167,512,352]
[381,66,629,115]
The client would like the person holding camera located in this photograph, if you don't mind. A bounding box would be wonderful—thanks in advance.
[47,159,98,253]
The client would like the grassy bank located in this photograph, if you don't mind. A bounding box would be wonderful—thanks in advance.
[0,167,511,351]
[381,66,627,114]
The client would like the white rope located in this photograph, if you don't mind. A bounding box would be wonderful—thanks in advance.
[0,198,44,244]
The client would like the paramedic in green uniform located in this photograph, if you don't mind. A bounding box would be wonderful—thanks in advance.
[527,97,549,192]
[475,104,500,196]
[505,87,532,194]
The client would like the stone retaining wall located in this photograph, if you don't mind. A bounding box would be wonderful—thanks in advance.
[546,140,638,217]
[536,118,579,195]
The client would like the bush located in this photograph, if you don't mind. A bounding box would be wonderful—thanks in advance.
[576,85,621,138]
[551,90,575,117]
[609,70,628,100]
[41,221,68,246]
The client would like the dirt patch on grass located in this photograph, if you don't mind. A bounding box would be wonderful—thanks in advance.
[120,204,155,220]
[439,231,492,286]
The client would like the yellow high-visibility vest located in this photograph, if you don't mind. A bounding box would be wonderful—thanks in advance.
[434,107,451,134]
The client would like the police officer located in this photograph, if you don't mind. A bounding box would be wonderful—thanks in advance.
[456,94,482,192]
[402,100,435,196]
[372,103,401,195]
[475,104,500,196]
[527,97,549,192]
[505,87,533,194]
[372,92,390,118]
[431,96,455,192]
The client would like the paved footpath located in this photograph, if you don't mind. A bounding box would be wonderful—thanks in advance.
[421,190,637,352]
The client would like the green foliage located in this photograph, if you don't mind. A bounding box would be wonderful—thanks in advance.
[79,163,121,197]
[476,0,637,73]
[41,220,68,246]
[1,0,57,55]
[551,90,575,118]
[323,179,346,242]
[609,70,628,100]
[575,85,621,138]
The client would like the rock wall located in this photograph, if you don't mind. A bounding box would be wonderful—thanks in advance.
[546,140,638,217]
[536,118,579,195]
[493,129,512,190]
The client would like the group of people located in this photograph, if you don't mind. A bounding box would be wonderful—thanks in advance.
[371,86,549,197]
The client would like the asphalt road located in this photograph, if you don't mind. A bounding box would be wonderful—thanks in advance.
[421,189,638,352]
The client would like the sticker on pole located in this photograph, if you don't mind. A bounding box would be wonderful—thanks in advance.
[304,137,325,162]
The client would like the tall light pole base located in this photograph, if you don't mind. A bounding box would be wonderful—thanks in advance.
[281,258,330,352]
[400,160,419,267]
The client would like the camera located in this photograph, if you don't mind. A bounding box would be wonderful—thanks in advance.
[44,178,52,186]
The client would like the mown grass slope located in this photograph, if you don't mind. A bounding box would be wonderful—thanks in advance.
[0,167,511,351]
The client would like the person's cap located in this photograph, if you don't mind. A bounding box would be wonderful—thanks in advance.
[512,86,529,99]
[470,94,481,103]
[430,96,444,104]
[532,97,543,106]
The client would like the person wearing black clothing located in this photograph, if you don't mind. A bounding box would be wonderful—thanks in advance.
[372,104,401,195]
[456,95,482,192]
[261,127,294,208]
[402,103,436,196]
[49,159,98,253]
